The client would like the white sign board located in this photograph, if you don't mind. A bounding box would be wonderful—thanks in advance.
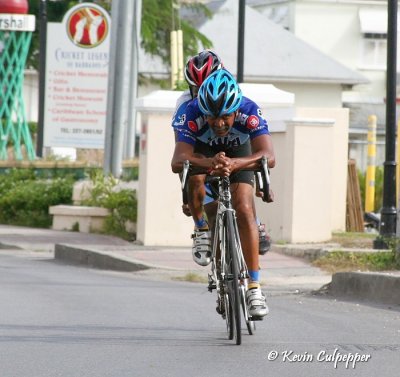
[0,14,35,31]
[44,3,110,148]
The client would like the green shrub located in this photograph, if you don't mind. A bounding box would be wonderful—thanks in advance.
[0,167,137,238]
[81,171,137,240]
[121,166,139,181]
[0,177,74,228]
[0,168,36,192]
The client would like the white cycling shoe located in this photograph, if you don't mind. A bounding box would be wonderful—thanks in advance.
[191,230,212,266]
[246,284,269,318]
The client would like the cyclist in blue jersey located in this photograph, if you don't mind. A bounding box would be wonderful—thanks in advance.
[171,50,223,219]
[171,51,271,263]
[171,69,275,318]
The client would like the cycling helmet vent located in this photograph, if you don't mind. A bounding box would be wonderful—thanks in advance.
[184,50,223,87]
[198,69,242,117]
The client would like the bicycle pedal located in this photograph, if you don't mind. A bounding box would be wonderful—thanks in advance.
[208,274,216,291]
[249,316,264,321]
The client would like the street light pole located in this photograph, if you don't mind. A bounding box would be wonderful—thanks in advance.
[375,0,398,247]
[36,0,47,158]
[237,0,245,83]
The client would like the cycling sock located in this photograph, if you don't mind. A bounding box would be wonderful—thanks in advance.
[249,270,260,283]
[194,217,208,230]
[248,281,260,290]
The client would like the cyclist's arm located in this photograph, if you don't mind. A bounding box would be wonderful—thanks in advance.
[228,134,275,172]
[171,141,213,173]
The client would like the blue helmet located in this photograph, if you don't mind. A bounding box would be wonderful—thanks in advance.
[197,69,242,117]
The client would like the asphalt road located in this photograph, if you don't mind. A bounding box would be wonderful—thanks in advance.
[0,251,399,377]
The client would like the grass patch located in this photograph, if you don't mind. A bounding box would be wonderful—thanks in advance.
[172,272,208,284]
[330,232,375,248]
[313,250,399,274]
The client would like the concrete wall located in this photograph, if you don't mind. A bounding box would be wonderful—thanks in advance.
[135,91,193,246]
[255,118,335,243]
[136,86,349,246]
[274,82,343,108]
[296,107,349,233]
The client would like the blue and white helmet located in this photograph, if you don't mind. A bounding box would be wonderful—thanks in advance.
[198,69,242,117]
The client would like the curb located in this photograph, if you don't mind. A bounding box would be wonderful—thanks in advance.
[330,271,400,306]
[53,243,400,307]
[55,244,152,272]
[0,242,22,250]
[271,244,337,261]
[272,244,390,261]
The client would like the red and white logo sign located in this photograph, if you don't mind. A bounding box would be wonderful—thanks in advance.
[188,121,198,132]
[246,115,259,129]
[66,6,109,48]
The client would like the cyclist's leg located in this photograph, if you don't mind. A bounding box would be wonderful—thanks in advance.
[189,145,215,230]
[231,182,259,272]
[230,173,268,318]
[224,143,259,271]
[187,147,214,266]
[188,174,207,227]
[204,180,218,230]
[225,142,271,255]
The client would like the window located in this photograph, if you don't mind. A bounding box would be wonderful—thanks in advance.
[359,8,388,69]
[361,36,387,69]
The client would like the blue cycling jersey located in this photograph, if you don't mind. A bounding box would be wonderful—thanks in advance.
[171,90,192,130]
[176,96,270,147]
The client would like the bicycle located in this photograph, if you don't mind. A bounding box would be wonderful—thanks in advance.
[182,156,270,345]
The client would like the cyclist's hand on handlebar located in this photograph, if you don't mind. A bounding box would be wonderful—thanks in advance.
[212,152,228,168]
[256,187,275,203]
[211,152,233,177]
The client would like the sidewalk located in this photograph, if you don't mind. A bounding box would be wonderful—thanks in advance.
[0,224,399,305]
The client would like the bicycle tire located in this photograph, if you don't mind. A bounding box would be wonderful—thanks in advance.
[225,292,234,340]
[240,285,256,335]
[225,211,241,345]
[246,315,256,334]
[230,212,256,336]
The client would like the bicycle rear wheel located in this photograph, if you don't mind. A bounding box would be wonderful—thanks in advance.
[224,291,234,340]
[225,211,241,345]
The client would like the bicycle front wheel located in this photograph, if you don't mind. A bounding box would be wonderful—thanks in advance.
[240,284,256,335]
[225,211,241,345]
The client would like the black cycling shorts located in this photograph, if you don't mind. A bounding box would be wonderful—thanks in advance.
[194,141,255,186]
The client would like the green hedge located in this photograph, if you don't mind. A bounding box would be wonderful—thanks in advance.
[0,169,74,228]
[0,168,138,238]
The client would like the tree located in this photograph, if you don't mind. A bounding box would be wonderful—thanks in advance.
[141,0,212,64]
[27,0,213,82]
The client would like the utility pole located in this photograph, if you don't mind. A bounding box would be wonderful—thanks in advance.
[36,0,47,158]
[375,0,398,248]
[237,0,245,83]
[104,0,138,176]
[124,0,142,159]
